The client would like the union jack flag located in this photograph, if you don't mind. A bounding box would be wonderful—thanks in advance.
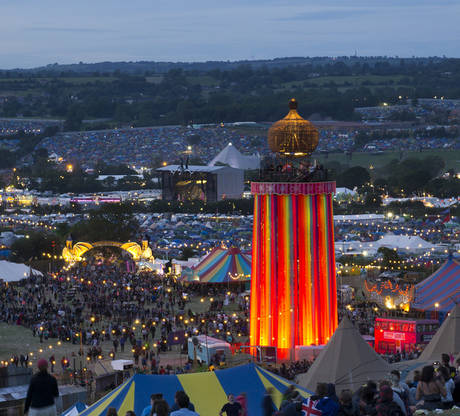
[302,398,322,416]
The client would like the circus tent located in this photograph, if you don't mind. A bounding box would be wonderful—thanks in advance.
[78,363,313,416]
[179,246,251,283]
[412,256,460,312]
[59,401,88,416]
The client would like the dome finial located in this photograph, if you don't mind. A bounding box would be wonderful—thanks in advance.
[288,98,298,110]
[267,98,319,158]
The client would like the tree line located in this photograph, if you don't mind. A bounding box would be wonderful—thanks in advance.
[0,57,459,131]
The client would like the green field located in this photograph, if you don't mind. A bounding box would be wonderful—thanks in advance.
[314,149,460,174]
[281,75,409,87]
[186,76,220,87]
[0,77,117,84]
[145,76,164,84]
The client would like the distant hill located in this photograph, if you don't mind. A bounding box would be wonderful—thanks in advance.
[1,55,448,75]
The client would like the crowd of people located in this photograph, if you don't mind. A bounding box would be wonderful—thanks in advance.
[96,356,460,416]
[0,258,251,375]
[3,256,460,415]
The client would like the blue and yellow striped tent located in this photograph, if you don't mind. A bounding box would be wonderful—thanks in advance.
[79,363,313,416]
[179,246,252,283]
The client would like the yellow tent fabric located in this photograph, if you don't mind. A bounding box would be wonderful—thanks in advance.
[79,363,313,416]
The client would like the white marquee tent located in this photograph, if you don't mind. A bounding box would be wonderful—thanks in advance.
[0,261,43,282]
[373,234,436,254]
[208,143,260,170]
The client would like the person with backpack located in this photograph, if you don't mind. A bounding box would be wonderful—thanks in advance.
[376,385,405,416]
[385,374,412,416]
[379,380,406,416]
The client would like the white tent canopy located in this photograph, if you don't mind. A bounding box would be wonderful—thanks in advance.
[208,143,260,170]
[0,261,43,282]
[374,234,436,254]
[335,187,356,195]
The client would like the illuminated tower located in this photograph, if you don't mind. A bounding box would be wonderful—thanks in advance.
[250,99,338,360]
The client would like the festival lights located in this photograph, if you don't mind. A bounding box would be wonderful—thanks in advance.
[250,182,338,359]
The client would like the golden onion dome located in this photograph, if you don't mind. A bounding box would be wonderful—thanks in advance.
[267,98,319,158]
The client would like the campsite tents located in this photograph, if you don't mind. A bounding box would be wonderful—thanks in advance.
[0,260,43,282]
[179,246,251,283]
[412,257,460,312]
[78,363,313,416]
[373,234,436,254]
[208,143,260,170]
[297,317,395,392]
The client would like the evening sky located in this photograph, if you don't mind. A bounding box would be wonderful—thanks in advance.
[1,0,459,69]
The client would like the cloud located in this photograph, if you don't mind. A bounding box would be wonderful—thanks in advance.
[30,27,113,34]
[279,9,372,21]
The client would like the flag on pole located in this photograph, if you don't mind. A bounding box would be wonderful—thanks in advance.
[442,208,451,224]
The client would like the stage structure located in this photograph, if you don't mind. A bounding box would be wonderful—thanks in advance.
[157,165,243,202]
[250,99,338,361]
[62,235,153,263]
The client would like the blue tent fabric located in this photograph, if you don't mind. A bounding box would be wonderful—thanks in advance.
[59,401,88,416]
[412,258,460,312]
[78,363,313,416]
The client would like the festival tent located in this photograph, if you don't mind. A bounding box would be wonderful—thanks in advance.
[0,260,43,282]
[335,187,356,196]
[395,305,460,380]
[180,246,251,283]
[297,317,395,392]
[59,401,88,416]
[0,234,20,246]
[373,234,436,254]
[78,363,313,416]
[208,143,260,170]
[411,257,460,312]
[417,304,460,361]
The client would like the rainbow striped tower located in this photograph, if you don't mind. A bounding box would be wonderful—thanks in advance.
[250,99,338,361]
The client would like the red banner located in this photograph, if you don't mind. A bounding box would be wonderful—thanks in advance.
[251,181,336,195]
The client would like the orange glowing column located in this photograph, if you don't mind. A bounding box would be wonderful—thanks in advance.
[250,182,338,359]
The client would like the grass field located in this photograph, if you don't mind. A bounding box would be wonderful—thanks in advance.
[0,77,118,85]
[280,74,409,88]
[314,149,460,173]
[0,290,245,372]
[185,76,219,87]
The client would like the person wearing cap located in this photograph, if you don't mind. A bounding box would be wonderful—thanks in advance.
[24,359,59,415]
